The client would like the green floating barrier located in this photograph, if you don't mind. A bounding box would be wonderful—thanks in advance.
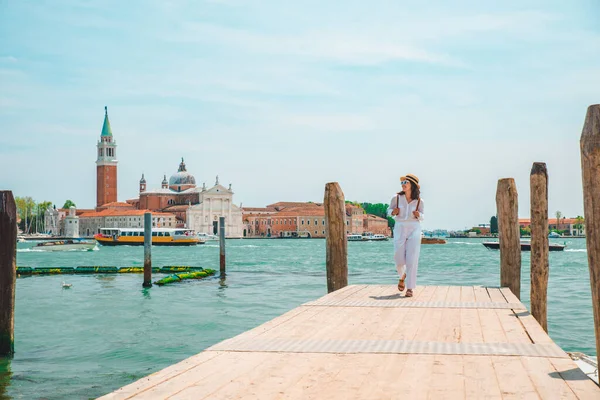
[118,267,160,273]
[160,266,204,273]
[31,267,75,275]
[154,269,215,286]
[16,266,33,275]
[76,266,118,274]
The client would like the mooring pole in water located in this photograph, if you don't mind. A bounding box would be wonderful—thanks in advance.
[219,217,226,277]
[530,162,549,332]
[0,191,16,356]
[496,178,521,299]
[143,212,152,288]
[324,182,347,293]
[580,104,600,361]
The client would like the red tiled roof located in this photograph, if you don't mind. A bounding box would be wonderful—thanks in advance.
[275,206,325,217]
[242,207,277,212]
[59,208,95,216]
[79,209,175,218]
[267,202,321,210]
[98,202,135,208]
[162,205,190,212]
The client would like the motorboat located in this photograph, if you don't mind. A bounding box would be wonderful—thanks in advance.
[570,353,598,385]
[197,232,219,241]
[362,234,388,241]
[347,234,363,241]
[482,241,566,251]
[35,239,97,251]
[94,228,204,246]
[549,231,561,238]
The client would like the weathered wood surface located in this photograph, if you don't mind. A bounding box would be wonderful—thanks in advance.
[100,285,600,399]
[0,191,17,356]
[581,104,600,362]
[530,162,549,332]
[324,182,347,293]
[496,178,522,299]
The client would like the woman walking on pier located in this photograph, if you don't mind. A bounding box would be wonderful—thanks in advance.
[388,174,424,297]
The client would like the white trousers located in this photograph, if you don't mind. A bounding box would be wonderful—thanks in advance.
[393,222,422,290]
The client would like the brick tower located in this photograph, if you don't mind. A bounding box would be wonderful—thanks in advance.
[96,106,118,208]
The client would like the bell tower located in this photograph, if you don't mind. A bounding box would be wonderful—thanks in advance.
[96,106,118,208]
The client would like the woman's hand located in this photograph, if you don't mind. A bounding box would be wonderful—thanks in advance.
[412,210,420,219]
[391,208,400,216]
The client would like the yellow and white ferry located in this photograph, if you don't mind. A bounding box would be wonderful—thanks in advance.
[94,228,204,246]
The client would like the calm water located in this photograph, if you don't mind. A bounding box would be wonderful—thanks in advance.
[2,238,594,399]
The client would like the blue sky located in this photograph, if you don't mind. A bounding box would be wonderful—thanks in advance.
[1,0,598,229]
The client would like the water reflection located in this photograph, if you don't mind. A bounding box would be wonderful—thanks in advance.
[141,287,151,300]
[217,277,228,298]
[0,357,12,399]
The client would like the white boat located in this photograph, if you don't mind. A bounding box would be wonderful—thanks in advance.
[570,353,598,384]
[35,239,97,251]
[197,232,219,241]
[362,234,389,241]
[347,234,363,241]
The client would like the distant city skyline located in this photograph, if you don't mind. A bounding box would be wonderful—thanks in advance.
[1,1,598,230]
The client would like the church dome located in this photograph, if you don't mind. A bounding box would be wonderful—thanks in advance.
[169,158,196,191]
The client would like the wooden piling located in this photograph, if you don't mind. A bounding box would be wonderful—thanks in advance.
[143,212,152,288]
[324,182,347,293]
[0,191,17,356]
[496,178,521,299]
[580,104,600,360]
[219,216,226,277]
[530,162,549,331]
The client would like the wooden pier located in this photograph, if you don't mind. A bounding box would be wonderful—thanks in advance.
[100,284,600,399]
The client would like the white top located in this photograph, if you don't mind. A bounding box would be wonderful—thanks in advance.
[387,193,425,223]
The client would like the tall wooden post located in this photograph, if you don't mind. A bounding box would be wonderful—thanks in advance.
[219,216,226,278]
[143,212,152,288]
[580,104,600,360]
[496,178,521,299]
[530,163,549,331]
[324,182,347,293]
[0,191,17,356]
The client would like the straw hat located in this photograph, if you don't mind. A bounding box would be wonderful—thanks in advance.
[400,174,420,188]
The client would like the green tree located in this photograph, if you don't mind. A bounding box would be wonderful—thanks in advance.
[490,216,498,234]
[63,200,76,209]
[574,215,584,236]
[555,211,563,233]
[15,196,35,232]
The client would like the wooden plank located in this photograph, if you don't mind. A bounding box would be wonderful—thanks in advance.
[473,285,491,302]
[428,355,466,399]
[521,356,577,399]
[444,285,463,302]
[516,311,556,345]
[461,286,476,302]
[549,357,600,399]
[491,356,539,399]
[496,308,532,343]
[98,351,223,400]
[100,286,600,399]
[487,287,508,303]
[460,308,484,342]
[500,286,522,305]
[463,355,502,399]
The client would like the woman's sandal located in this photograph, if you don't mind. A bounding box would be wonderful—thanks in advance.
[397,273,406,292]
[405,289,413,297]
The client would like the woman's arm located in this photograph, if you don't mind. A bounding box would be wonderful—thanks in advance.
[414,199,425,221]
